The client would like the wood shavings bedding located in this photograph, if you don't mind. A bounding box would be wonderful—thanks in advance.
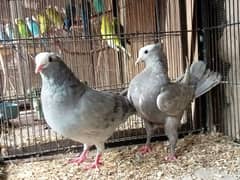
[4,133,240,180]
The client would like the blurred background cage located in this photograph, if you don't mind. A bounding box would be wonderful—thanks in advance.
[0,0,238,160]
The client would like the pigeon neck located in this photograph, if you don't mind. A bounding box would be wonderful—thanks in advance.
[41,63,84,89]
[146,59,168,75]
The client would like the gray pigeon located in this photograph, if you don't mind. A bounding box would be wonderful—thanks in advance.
[35,52,135,169]
[127,43,221,160]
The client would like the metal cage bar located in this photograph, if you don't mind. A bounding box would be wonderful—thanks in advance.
[0,0,237,160]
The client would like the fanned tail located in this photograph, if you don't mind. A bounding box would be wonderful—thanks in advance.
[189,61,222,98]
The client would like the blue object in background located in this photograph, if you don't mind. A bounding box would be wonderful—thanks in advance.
[5,23,16,40]
[93,0,104,14]
[0,24,9,43]
[64,18,72,32]
[25,17,40,38]
[0,102,19,121]
[81,0,91,36]
[64,1,76,31]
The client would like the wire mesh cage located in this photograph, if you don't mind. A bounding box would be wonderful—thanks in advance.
[201,0,240,141]
[0,0,237,160]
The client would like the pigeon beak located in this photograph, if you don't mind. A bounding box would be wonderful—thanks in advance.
[135,57,142,66]
[35,64,44,74]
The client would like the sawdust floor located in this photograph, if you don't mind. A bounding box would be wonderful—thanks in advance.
[2,133,240,180]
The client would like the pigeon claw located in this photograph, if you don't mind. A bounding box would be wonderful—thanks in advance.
[68,156,87,164]
[165,154,177,161]
[84,161,103,170]
[84,153,103,170]
[138,145,152,154]
[68,150,88,164]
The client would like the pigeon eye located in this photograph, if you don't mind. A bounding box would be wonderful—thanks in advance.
[49,57,53,62]
[144,50,148,54]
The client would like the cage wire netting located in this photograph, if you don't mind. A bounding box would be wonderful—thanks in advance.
[202,0,240,142]
[0,0,238,160]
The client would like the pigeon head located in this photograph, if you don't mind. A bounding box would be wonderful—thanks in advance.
[35,52,62,74]
[135,43,162,66]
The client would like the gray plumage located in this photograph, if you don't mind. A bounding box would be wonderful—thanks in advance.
[128,43,221,160]
[35,52,135,168]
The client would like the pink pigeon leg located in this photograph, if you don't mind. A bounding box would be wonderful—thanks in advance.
[138,144,152,154]
[139,120,154,155]
[68,144,89,164]
[165,154,177,161]
[84,153,103,170]
[164,117,178,161]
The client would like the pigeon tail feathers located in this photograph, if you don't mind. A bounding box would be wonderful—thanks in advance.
[189,61,221,98]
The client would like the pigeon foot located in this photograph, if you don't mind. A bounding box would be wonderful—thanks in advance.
[165,154,177,161]
[68,150,88,164]
[84,154,103,170]
[138,145,152,154]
